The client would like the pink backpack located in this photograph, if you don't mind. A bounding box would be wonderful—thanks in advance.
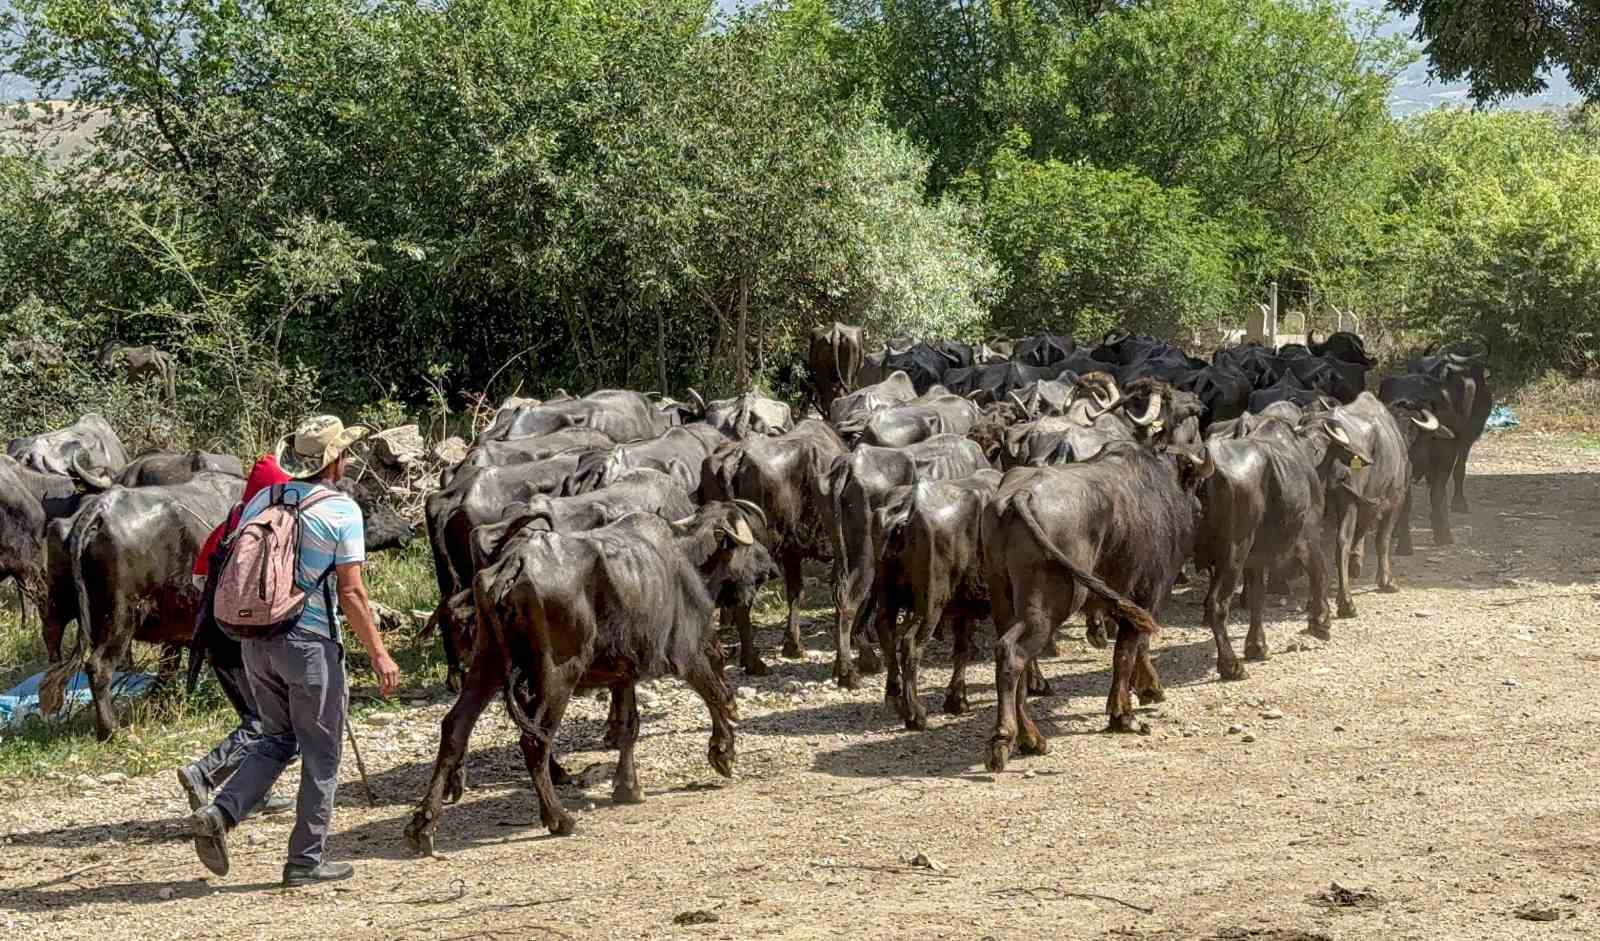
[213,485,338,641]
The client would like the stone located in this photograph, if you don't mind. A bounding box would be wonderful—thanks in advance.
[736,686,757,700]
[1227,723,1245,735]
[1241,732,1257,743]
[97,772,128,785]
[1261,709,1284,720]
[369,601,410,633]
[371,425,424,467]
[431,436,469,466]
[73,774,97,789]
[366,713,396,728]
[158,887,175,901]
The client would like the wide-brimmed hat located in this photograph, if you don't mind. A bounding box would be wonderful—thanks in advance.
[275,415,369,479]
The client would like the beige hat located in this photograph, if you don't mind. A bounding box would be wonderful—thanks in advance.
[275,415,370,479]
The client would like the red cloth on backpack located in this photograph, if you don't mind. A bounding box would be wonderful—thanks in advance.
[192,455,292,578]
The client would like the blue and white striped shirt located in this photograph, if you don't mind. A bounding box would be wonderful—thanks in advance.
[237,482,366,638]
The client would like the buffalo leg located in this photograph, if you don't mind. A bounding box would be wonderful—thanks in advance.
[893,603,927,730]
[86,603,135,741]
[404,647,507,854]
[1395,487,1415,557]
[1133,634,1165,704]
[602,680,629,748]
[854,601,884,676]
[1428,470,1454,545]
[943,615,973,716]
[1024,657,1051,697]
[877,595,904,707]
[610,684,644,804]
[1084,610,1109,649]
[681,656,737,779]
[1204,552,1247,681]
[1243,565,1269,661]
[517,666,576,836]
[1334,508,1359,619]
[831,564,862,689]
[1300,536,1333,640]
[780,551,805,659]
[986,619,1032,773]
[1105,619,1144,733]
[1452,440,1473,513]
[1374,509,1400,594]
[733,604,768,676]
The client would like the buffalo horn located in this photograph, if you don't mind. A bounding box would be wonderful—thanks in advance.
[1129,392,1163,427]
[1324,420,1351,446]
[732,498,768,528]
[687,387,708,415]
[1411,409,1441,432]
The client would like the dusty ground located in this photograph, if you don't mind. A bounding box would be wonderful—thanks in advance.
[2,431,1597,941]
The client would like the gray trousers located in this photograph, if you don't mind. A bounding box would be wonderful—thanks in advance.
[213,629,346,868]
[192,661,299,787]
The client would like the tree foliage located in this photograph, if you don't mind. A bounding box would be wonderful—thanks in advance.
[1392,0,1600,104]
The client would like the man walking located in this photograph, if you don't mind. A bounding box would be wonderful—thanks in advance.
[190,416,401,886]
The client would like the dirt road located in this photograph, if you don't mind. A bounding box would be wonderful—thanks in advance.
[3,433,1597,940]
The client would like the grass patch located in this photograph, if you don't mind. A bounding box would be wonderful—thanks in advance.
[1505,371,1600,435]
[0,541,449,790]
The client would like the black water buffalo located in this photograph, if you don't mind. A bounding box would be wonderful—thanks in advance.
[0,456,83,654]
[1308,330,1374,367]
[98,342,176,402]
[692,390,794,439]
[425,452,590,682]
[1286,354,1367,403]
[980,443,1210,768]
[827,434,989,689]
[403,502,777,851]
[1013,334,1076,368]
[941,361,1054,405]
[698,420,846,672]
[569,424,726,495]
[828,371,918,425]
[70,449,242,490]
[480,390,673,443]
[843,393,981,448]
[455,428,615,480]
[1177,365,1251,428]
[8,414,129,478]
[1378,373,1464,550]
[882,342,959,394]
[1408,343,1492,513]
[869,471,1001,729]
[1317,393,1413,618]
[41,473,241,739]
[1196,424,1330,679]
[807,322,865,417]
[1010,378,1077,419]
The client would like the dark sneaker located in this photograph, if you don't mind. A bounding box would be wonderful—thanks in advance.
[282,861,355,887]
[190,805,231,877]
[176,764,211,812]
[255,794,294,817]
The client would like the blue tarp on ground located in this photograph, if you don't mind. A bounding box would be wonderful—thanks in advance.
[0,670,156,728]
[1485,405,1520,432]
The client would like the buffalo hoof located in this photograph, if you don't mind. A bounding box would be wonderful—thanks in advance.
[708,741,736,778]
[1434,531,1455,546]
[855,647,884,675]
[1452,497,1469,514]
[1218,660,1249,682]
[781,638,805,659]
[445,768,466,805]
[547,813,576,837]
[403,817,435,857]
[613,783,645,805]
[1336,602,1357,620]
[1301,625,1333,641]
[985,739,1011,774]
[1376,582,1400,594]
[741,656,770,677]
[1244,643,1270,663]
[943,692,970,716]
[1136,686,1167,705]
[834,668,862,691]
[1017,734,1050,757]
[1105,714,1147,735]
[903,711,928,732]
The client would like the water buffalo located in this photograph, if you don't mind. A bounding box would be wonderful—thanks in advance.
[481,390,673,443]
[569,425,726,495]
[1378,374,1464,550]
[1317,393,1413,618]
[403,502,777,851]
[807,322,865,417]
[7,414,129,478]
[70,449,243,491]
[980,443,1210,768]
[842,393,981,448]
[1408,343,1492,513]
[828,371,918,426]
[98,342,176,402]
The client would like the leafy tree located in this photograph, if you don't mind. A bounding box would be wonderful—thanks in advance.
[1392,0,1600,104]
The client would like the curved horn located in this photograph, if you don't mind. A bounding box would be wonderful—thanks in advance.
[1411,409,1440,432]
[687,387,708,415]
[1008,391,1029,415]
[1323,420,1351,446]
[732,498,768,528]
[1129,392,1163,427]
[69,451,114,492]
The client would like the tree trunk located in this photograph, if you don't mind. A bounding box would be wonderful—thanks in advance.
[656,304,667,394]
[735,275,749,391]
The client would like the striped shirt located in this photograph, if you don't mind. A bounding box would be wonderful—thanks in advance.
[237,481,366,638]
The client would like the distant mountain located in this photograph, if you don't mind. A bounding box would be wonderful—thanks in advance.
[1351,0,1583,114]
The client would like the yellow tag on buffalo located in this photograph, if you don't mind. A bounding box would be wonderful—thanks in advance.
[1350,455,1368,469]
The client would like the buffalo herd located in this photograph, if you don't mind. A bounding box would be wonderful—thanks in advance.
[0,323,1493,847]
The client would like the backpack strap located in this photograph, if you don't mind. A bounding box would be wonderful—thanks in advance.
[311,561,341,646]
